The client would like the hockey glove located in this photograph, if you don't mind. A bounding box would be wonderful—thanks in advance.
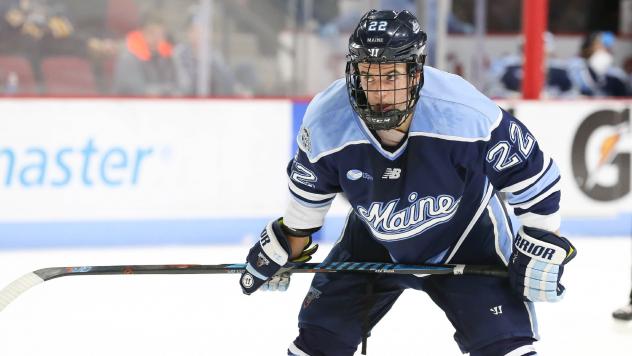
[509,226,577,302]
[240,218,318,295]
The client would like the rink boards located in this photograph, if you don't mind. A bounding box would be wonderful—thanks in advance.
[0,98,630,247]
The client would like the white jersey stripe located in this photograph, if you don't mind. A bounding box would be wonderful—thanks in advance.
[307,140,370,163]
[523,301,539,340]
[288,180,337,202]
[408,110,503,143]
[284,197,331,230]
[510,181,560,210]
[518,211,561,232]
[288,342,311,356]
[290,194,334,209]
[505,344,537,356]
[487,205,508,266]
[355,114,410,160]
[496,196,516,240]
[445,182,494,263]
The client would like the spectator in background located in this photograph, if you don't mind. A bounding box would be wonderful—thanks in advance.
[0,0,75,56]
[173,13,237,96]
[567,31,631,97]
[112,11,177,96]
[0,0,118,95]
[486,32,573,98]
[0,0,78,93]
[0,0,116,58]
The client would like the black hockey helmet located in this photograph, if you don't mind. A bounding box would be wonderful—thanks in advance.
[345,10,427,130]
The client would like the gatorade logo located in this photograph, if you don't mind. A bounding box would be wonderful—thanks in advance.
[571,109,630,201]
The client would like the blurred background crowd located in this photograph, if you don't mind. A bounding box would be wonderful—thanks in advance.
[0,0,630,98]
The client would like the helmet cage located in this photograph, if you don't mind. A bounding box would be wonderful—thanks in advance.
[345,57,424,131]
[345,9,427,131]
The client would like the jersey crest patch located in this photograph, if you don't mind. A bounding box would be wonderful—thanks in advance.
[299,127,312,153]
[356,193,460,241]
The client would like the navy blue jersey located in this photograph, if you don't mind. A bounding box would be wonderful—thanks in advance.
[284,67,561,264]
[501,63,573,95]
[490,56,574,98]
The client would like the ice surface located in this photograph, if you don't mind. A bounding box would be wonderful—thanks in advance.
[0,237,630,355]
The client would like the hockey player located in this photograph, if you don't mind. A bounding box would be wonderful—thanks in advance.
[240,10,576,356]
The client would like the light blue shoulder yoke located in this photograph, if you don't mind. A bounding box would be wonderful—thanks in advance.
[297,68,503,162]
[297,79,369,163]
[411,67,502,142]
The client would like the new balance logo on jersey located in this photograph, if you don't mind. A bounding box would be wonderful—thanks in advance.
[382,168,401,179]
[490,305,503,315]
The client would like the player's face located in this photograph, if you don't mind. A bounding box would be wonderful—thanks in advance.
[358,62,419,114]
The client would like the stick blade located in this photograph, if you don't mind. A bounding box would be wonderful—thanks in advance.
[0,272,44,312]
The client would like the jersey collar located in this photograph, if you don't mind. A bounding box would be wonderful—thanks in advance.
[352,112,410,161]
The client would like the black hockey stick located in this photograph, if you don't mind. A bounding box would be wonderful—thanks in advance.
[0,262,507,312]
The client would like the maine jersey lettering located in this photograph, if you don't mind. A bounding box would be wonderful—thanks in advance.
[284,66,561,264]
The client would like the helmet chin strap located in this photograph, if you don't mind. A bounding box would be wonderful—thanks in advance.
[395,111,414,133]
[363,109,406,130]
[365,106,415,132]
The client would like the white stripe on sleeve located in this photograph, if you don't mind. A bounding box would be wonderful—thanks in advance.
[504,344,537,356]
[518,211,561,232]
[288,180,337,202]
[288,342,311,356]
[283,197,332,230]
[510,181,560,210]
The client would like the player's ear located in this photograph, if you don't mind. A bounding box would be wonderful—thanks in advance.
[410,71,421,86]
[407,63,420,82]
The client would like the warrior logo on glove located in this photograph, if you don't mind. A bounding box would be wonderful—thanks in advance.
[514,235,559,261]
[508,226,577,303]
